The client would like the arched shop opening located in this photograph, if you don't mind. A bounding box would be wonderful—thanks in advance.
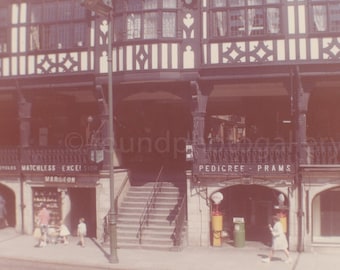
[0,184,16,227]
[212,184,289,246]
[312,187,340,244]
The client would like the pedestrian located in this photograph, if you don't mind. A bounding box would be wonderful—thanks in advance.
[58,219,70,244]
[37,203,50,247]
[262,215,291,263]
[33,213,42,246]
[77,217,87,247]
[0,195,7,228]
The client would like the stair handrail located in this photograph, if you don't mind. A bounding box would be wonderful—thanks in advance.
[171,194,187,248]
[137,166,164,244]
[114,173,130,214]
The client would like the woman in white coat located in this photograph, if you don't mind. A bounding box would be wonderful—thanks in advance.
[262,215,291,263]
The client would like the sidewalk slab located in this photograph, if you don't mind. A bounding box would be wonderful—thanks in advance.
[1,228,340,270]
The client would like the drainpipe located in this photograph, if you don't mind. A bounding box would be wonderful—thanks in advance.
[20,172,25,234]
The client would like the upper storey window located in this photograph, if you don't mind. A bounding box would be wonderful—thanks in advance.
[114,0,177,41]
[211,0,281,38]
[310,0,340,33]
[0,5,9,53]
[29,0,88,50]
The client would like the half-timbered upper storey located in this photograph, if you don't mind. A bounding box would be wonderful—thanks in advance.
[0,0,339,79]
[0,0,340,174]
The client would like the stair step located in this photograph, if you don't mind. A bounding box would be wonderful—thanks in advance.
[121,202,181,209]
[116,178,186,251]
[118,208,173,215]
[117,226,175,234]
[117,243,174,251]
[125,197,182,203]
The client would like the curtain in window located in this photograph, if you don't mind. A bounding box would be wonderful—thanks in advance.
[144,0,157,9]
[30,5,40,50]
[163,12,176,37]
[214,12,227,36]
[144,12,157,39]
[0,8,8,52]
[163,0,177,8]
[246,0,261,35]
[267,7,280,33]
[236,0,259,35]
[143,1,157,39]
[127,14,141,39]
[214,0,227,36]
[313,5,327,31]
[30,26,40,50]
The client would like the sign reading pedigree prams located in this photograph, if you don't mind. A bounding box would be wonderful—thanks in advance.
[194,163,294,176]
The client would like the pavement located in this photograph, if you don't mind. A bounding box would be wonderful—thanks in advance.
[0,227,339,270]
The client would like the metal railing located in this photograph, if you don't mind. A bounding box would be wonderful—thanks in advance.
[171,194,187,249]
[114,174,130,215]
[195,143,294,165]
[137,166,164,244]
[0,146,101,173]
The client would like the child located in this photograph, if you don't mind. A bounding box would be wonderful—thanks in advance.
[58,220,70,244]
[77,218,87,247]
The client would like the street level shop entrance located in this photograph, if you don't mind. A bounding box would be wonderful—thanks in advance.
[32,187,96,237]
[212,184,288,246]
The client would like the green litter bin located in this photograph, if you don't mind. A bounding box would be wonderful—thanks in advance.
[233,217,245,248]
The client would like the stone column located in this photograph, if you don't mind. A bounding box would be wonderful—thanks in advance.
[293,66,310,252]
[18,98,32,148]
[191,81,209,146]
[188,81,211,246]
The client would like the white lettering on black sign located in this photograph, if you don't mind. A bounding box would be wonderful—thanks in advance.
[44,176,76,184]
[198,164,292,174]
[21,164,56,172]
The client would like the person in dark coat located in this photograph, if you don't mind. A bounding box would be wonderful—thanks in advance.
[0,195,7,228]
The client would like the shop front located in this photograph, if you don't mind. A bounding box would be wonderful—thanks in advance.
[29,173,98,237]
[16,150,102,238]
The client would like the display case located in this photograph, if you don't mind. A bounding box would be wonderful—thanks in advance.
[33,187,61,226]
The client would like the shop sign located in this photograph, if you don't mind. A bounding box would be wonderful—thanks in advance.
[0,165,18,172]
[44,176,76,184]
[20,164,99,173]
[195,163,294,174]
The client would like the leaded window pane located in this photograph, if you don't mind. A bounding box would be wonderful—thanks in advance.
[29,0,87,50]
[0,6,8,53]
[163,12,176,37]
[211,0,281,38]
[144,12,158,39]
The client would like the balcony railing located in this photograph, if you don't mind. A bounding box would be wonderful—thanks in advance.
[194,143,294,165]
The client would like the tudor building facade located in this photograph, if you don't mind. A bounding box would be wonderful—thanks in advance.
[0,0,340,251]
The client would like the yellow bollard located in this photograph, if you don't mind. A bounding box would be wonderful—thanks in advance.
[212,214,223,247]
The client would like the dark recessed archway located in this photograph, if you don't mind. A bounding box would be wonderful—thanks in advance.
[0,184,16,228]
[212,184,288,245]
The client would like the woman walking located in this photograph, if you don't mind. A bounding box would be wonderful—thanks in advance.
[262,215,291,263]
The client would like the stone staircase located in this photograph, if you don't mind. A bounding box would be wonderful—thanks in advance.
[117,181,186,250]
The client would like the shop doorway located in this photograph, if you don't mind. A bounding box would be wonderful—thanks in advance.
[68,188,96,237]
[312,187,340,243]
[0,184,15,228]
[216,184,288,246]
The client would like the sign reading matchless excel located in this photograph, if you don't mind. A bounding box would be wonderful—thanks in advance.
[194,163,294,175]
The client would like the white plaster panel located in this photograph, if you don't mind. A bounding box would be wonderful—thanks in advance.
[162,44,168,69]
[289,39,296,60]
[288,6,295,34]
